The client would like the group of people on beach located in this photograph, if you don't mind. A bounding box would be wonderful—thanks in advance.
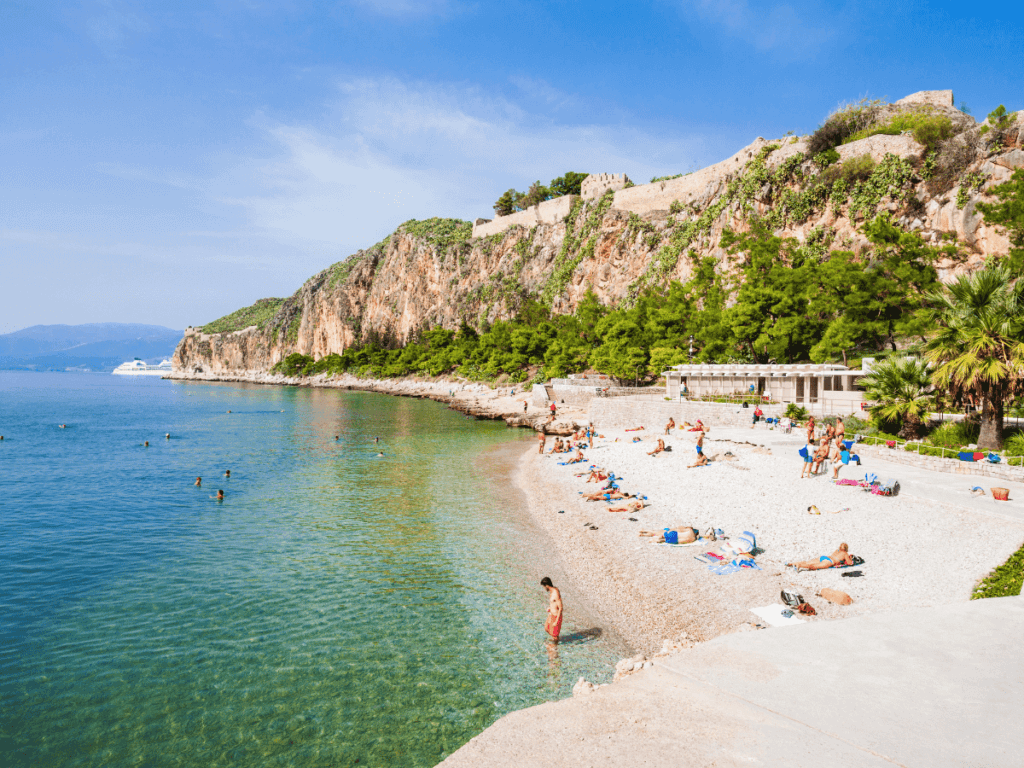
[800,417,855,479]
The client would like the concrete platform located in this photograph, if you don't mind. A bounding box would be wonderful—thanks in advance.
[440,598,1024,767]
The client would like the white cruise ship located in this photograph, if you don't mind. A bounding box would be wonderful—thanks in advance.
[112,359,174,376]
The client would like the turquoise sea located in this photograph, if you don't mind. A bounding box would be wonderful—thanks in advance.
[0,372,623,767]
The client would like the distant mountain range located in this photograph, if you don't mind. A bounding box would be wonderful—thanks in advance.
[0,323,183,372]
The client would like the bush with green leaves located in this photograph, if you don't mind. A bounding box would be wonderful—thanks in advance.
[492,171,589,216]
[806,100,882,156]
[201,298,285,334]
[845,111,954,153]
[784,404,810,421]
[926,419,980,449]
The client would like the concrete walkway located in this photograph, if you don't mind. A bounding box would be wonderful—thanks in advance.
[440,598,1024,767]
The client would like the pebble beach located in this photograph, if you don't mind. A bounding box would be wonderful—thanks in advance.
[517,421,1024,655]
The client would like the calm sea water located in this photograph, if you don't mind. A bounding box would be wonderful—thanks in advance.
[0,372,622,767]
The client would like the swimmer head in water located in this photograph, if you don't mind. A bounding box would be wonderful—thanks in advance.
[216,490,224,501]
[144,441,149,447]
[225,470,230,478]
[165,433,170,439]
[195,477,202,487]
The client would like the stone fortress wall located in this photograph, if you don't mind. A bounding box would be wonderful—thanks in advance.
[469,90,965,239]
[471,194,579,239]
[581,173,632,199]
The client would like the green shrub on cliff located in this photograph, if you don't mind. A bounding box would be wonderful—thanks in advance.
[202,298,285,334]
[844,111,954,153]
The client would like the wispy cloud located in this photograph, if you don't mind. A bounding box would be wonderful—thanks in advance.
[220,76,720,254]
[671,0,837,55]
[343,0,460,18]
[83,0,150,56]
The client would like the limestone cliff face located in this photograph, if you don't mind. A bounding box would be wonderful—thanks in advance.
[174,97,1024,375]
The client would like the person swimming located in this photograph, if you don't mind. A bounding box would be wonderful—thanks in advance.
[224,470,231,478]
[165,433,170,439]
[195,477,202,487]
[144,441,149,447]
[376,451,384,457]
[216,490,224,501]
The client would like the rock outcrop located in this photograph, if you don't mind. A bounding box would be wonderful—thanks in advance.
[174,93,1023,375]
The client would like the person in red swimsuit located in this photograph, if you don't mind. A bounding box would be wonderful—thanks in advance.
[541,577,562,643]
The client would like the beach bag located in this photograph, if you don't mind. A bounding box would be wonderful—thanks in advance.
[798,446,809,459]
[987,452,1001,464]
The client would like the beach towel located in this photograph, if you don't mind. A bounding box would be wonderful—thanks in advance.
[750,604,805,627]
[973,452,986,462]
[988,453,1002,464]
[721,531,757,555]
[958,451,975,462]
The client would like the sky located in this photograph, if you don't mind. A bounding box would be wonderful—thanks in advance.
[1,0,1021,332]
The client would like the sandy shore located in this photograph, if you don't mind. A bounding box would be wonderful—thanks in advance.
[516,422,1024,655]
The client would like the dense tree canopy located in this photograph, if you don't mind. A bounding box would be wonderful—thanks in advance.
[275,215,958,387]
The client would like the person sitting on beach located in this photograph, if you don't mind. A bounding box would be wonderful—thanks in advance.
[608,498,646,514]
[786,543,855,572]
[688,419,705,432]
[664,417,675,435]
[586,469,609,483]
[831,443,854,479]
[812,440,830,474]
[566,449,585,464]
[647,439,666,456]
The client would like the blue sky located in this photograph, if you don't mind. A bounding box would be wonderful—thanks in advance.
[1,0,1020,331]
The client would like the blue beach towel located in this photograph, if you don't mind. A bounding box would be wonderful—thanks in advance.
[988,453,1001,464]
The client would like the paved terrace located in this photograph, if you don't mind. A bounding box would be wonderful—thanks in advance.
[441,597,1024,767]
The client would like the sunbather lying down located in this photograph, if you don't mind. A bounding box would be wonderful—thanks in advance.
[786,543,855,572]
[639,526,695,543]
[608,499,645,514]
[586,469,609,482]
[582,488,630,502]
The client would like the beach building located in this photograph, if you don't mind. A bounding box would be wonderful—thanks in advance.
[663,362,873,416]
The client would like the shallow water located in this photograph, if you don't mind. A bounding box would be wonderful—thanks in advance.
[0,372,623,767]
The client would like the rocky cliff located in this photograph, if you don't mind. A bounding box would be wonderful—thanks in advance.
[174,91,1023,375]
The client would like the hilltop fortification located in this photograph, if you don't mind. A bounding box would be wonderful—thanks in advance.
[174,90,1023,375]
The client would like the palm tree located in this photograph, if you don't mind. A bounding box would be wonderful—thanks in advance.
[923,266,1024,449]
[858,356,934,439]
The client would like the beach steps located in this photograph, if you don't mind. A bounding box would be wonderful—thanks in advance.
[439,597,1024,767]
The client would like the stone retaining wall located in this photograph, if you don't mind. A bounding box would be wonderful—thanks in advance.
[588,397,784,430]
[855,443,1024,483]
